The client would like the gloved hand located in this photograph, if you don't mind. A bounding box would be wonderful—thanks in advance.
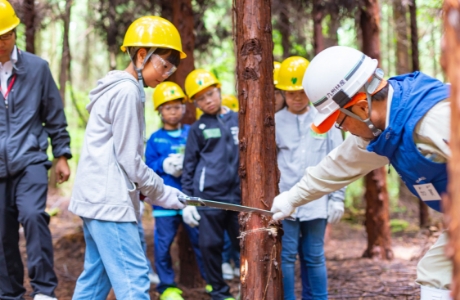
[270,191,296,221]
[182,205,201,227]
[169,153,184,171]
[327,201,344,224]
[154,185,186,210]
[163,155,183,177]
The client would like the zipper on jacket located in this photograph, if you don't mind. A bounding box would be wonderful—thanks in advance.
[217,114,238,203]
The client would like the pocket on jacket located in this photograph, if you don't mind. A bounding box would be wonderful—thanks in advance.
[106,161,132,205]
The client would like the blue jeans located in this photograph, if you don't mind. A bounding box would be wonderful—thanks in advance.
[73,218,150,300]
[281,218,327,300]
[222,230,240,268]
[154,215,207,293]
[137,217,154,274]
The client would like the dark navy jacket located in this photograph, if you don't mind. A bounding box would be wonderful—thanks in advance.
[145,125,189,216]
[0,49,71,178]
[368,72,449,212]
[181,110,241,204]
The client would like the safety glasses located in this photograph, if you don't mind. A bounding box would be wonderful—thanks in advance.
[151,54,177,78]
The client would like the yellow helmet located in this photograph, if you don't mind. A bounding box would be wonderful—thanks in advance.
[276,56,310,91]
[152,81,187,110]
[185,69,221,99]
[0,0,20,36]
[273,61,281,85]
[222,94,239,112]
[121,16,186,59]
[196,108,203,119]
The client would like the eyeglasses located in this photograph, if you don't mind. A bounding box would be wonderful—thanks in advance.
[0,31,14,41]
[335,107,353,130]
[194,88,218,103]
[151,54,177,78]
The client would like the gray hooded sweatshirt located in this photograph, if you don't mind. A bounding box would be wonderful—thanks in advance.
[69,71,164,222]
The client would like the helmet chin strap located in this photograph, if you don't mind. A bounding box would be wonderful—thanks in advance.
[339,70,384,137]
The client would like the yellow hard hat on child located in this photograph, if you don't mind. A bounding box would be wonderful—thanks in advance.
[185,69,221,99]
[221,95,239,112]
[0,0,20,35]
[276,56,310,91]
[273,61,281,85]
[121,16,186,59]
[153,81,187,110]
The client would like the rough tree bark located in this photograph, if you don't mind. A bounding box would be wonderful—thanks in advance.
[393,0,409,74]
[169,0,202,288]
[234,1,284,299]
[312,0,325,55]
[23,0,36,53]
[360,0,393,260]
[442,1,460,298]
[409,0,419,71]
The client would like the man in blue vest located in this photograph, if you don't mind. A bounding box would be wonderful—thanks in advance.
[271,46,451,300]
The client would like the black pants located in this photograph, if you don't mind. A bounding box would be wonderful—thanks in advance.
[198,209,240,300]
[0,163,57,300]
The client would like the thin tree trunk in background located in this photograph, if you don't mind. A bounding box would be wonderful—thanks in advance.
[170,0,202,288]
[107,0,117,70]
[278,0,290,59]
[234,1,283,299]
[442,1,460,298]
[431,24,438,78]
[325,10,340,48]
[59,0,72,107]
[312,0,324,55]
[393,0,409,74]
[407,0,429,226]
[409,0,419,71]
[360,0,393,260]
[386,2,392,75]
[23,0,36,53]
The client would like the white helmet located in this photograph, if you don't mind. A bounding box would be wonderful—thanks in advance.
[303,46,384,135]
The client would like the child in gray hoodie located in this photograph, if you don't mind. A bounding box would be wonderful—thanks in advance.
[69,16,188,300]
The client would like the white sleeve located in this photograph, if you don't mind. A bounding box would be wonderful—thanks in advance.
[288,134,389,207]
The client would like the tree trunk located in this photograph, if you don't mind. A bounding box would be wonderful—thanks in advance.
[106,0,117,70]
[393,0,410,74]
[234,1,284,299]
[360,0,393,260]
[169,0,202,288]
[325,10,340,48]
[23,0,36,53]
[278,0,290,59]
[312,0,324,55]
[409,0,419,71]
[442,1,460,298]
[59,0,72,107]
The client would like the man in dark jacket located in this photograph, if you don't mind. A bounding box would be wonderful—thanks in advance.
[0,1,71,299]
[182,69,240,300]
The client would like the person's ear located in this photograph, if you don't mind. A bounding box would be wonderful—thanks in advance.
[352,100,369,118]
[136,48,148,68]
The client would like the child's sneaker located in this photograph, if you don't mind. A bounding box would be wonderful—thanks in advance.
[222,262,234,280]
[233,267,240,277]
[34,295,58,300]
[160,287,184,300]
[205,284,213,293]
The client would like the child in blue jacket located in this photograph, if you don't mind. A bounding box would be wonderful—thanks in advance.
[145,81,207,300]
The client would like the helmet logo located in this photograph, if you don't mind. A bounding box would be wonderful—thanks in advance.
[291,77,297,85]
[197,79,203,86]
[170,90,175,95]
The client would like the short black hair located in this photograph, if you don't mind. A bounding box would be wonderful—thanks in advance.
[128,47,181,68]
[372,82,389,102]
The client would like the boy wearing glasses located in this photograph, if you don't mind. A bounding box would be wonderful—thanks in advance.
[181,69,240,300]
[275,56,344,300]
[145,81,208,299]
[69,17,188,300]
[0,1,72,299]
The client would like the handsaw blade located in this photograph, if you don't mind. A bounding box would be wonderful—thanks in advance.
[178,196,292,220]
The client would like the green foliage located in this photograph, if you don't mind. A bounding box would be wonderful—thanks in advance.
[389,219,409,233]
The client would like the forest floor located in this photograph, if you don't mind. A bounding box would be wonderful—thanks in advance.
[19,192,443,300]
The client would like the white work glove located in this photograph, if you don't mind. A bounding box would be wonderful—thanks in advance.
[182,205,201,227]
[169,153,184,171]
[163,155,183,177]
[153,185,186,210]
[270,191,296,221]
[327,201,344,224]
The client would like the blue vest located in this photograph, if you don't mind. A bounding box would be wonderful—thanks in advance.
[367,72,449,212]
